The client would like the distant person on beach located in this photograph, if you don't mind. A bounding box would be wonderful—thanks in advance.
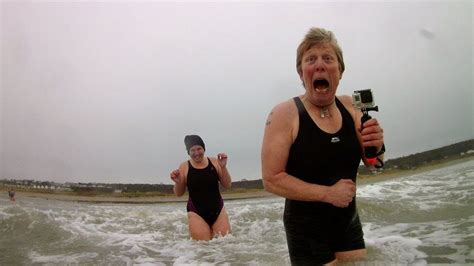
[261,27,385,265]
[170,135,232,240]
[8,189,16,202]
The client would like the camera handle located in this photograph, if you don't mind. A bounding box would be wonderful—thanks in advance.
[361,106,379,165]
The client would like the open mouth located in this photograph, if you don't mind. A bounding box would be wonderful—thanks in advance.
[313,79,329,92]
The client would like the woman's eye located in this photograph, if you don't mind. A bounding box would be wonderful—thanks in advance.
[324,56,333,62]
[306,57,316,63]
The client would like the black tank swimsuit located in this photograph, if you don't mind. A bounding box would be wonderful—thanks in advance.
[186,158,224,227]
[284,97,365,265]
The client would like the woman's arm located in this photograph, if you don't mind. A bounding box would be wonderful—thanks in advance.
[170,162,188,196]
[214,154,232,189]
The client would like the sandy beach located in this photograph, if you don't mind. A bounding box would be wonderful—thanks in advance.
[3,155,472,204]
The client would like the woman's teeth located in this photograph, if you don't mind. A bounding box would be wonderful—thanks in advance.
[313,79,329,92]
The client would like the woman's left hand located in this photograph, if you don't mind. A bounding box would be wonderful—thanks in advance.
[360,118,384,152]
[217,153,228,168]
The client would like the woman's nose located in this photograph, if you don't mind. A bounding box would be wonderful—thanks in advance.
[314,60,326,72]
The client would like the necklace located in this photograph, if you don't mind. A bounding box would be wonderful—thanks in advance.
[320,107,331,118]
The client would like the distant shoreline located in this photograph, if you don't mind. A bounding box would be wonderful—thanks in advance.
[358,153,473,184]
[2,188,276,204]
[2,155,472,204]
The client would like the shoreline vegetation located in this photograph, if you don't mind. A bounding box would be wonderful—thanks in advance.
[0,140,474,204]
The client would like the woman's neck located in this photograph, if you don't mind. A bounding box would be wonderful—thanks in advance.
[191,157,208,168]
[303,97,337,119]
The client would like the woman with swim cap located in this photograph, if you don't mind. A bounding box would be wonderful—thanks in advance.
[170,135,232,240]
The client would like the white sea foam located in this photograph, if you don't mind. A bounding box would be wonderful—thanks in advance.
[6,160,473,264]
[29,251,99,264]
[364,222,428,264]
[0,205,16,220]
[359,160,474,211]
[364,213,474,264]
[357,160,474,264]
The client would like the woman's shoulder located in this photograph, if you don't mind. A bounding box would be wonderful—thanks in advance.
[269,97,299,121]
[208,156,219,165]
[337,95,356,112]
[278,97,299,109]
[179,160,190,170]
[337,94,360,124]
[337,94,352,105]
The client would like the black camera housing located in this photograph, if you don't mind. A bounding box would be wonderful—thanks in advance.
[352,89,376,110]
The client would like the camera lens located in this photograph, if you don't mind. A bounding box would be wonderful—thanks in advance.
[360,91,373,103]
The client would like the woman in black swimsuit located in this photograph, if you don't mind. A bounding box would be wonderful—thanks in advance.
[261,27,385,264]
[170,135,232,240]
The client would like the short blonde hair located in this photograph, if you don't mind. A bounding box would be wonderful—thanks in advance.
[296,27,345,76]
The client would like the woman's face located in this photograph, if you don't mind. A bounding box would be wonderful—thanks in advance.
[188,145,205,162]
[299,43,342,107]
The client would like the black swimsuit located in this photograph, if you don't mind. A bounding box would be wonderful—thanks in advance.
[284,97,365,265]
[186,158,224,227]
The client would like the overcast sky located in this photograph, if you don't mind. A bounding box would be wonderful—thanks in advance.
[1,1,472,184]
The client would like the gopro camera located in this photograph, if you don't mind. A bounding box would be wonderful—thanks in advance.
[352,89,377,110]
[352,89,381,166]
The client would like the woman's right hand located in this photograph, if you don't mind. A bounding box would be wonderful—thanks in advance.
[325,179,356,208]
[170,169,181,184]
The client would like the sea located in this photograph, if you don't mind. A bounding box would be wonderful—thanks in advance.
[1,159,473,265]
